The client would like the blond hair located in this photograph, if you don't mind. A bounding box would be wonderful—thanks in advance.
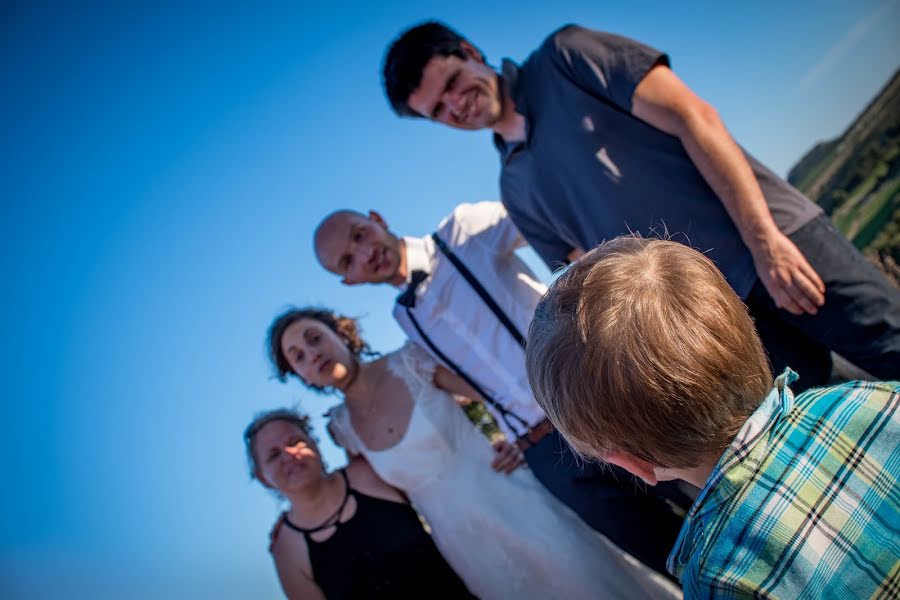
[526,236,771,468]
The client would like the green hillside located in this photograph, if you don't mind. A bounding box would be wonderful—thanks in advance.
[787,68,900,284]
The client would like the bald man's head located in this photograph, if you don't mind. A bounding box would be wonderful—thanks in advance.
[313,210,407,286]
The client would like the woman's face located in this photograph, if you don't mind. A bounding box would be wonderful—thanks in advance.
[254,420,323,493]
[279,318,355,389]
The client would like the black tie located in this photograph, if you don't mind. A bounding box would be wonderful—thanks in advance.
[397,269,428,308]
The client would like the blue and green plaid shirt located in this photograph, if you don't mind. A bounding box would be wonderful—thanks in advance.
[668,370,900,599]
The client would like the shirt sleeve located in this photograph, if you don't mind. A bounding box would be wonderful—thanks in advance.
[453,201,528,256]
[543,25,669,113]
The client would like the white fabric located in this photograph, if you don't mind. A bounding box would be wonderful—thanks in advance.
[393,201,547,438]
[328,342,681,600]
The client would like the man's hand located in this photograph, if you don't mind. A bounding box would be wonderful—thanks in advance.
[490,439,524,474]
[567,247,586,263]
[751,229,825,315]
[633,65,829,316]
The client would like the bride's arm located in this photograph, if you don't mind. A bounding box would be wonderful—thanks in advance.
[326,420,362,459]
[432,364,486,403]
[324,405,365,459]
[433,366,525,475]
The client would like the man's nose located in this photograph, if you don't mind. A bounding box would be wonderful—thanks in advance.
[446,90,465,113]
[354,244,376,267]
[352,244,371,262]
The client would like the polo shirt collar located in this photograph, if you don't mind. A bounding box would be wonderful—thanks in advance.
[666,368,799,576]
[493,59,531,163]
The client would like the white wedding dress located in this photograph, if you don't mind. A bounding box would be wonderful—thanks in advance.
[328,343,680,599]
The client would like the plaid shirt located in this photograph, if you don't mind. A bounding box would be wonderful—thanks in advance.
[668,370,900,599]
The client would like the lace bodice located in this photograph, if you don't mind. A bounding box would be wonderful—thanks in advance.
[385,341,437,397]
[326,342,681,599]
[328,342,483,493]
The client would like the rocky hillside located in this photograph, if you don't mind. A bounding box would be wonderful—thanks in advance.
[788,68,900,283]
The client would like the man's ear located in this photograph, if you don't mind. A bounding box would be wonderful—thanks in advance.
[368,210,387,229]
[460,40,484,63]
[605,451,659,486]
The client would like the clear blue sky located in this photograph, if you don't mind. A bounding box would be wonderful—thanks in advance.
[1,1,897,598]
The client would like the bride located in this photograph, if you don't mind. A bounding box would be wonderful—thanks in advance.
[268,307,680,599]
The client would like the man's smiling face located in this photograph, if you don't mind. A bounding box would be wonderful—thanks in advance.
[314,210,404,286]
[407,42,502,130]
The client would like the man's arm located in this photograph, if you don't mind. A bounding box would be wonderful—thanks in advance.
[632,65,825,315]
[567,248,585,262]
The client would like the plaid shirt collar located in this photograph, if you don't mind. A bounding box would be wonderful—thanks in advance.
[667,368,799,576]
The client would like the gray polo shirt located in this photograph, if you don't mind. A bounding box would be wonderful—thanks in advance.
[494,25,821,298]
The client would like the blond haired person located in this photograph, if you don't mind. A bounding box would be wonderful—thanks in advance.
[526,236,900,599]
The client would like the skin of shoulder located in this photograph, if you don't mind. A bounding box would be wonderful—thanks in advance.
[344,455,407,503]
[270,513,325,600]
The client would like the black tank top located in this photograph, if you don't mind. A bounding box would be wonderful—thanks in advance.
[283,469,474,599]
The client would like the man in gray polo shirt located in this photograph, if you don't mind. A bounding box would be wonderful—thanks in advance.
[382,22,900,388]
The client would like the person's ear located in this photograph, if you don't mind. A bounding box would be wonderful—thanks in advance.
[368,210,387,229]
[460,40,483,63]
[604,451,659,486]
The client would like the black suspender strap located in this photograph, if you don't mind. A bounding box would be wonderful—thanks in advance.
[430,233,526,349]
[401,304,530,437]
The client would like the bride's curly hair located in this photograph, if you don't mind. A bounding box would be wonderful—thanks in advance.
[267,307,376,391]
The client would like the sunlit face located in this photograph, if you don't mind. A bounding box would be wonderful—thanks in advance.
[279,318,356,388]
[406,43,503,130]
[315,211,404,286]
[254,420,323,493]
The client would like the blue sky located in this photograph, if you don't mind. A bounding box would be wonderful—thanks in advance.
[1,1,898,598]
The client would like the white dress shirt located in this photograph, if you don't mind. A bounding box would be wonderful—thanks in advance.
[393,201,548,439]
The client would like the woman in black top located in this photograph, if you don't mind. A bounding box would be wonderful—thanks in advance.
[244,408,473,599]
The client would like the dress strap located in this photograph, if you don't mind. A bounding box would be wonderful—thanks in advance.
[282,469,352,540]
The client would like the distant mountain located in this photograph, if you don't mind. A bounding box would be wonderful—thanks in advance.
[787,139,840,199]
[787,68,900,282]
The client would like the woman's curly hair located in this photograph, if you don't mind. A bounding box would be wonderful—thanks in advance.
[266,307,375,392]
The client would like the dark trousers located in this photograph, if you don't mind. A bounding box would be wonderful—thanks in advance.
[746,214,900,391]
[524,430,685,579]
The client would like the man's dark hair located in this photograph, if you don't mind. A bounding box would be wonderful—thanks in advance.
[382,21,470,117]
